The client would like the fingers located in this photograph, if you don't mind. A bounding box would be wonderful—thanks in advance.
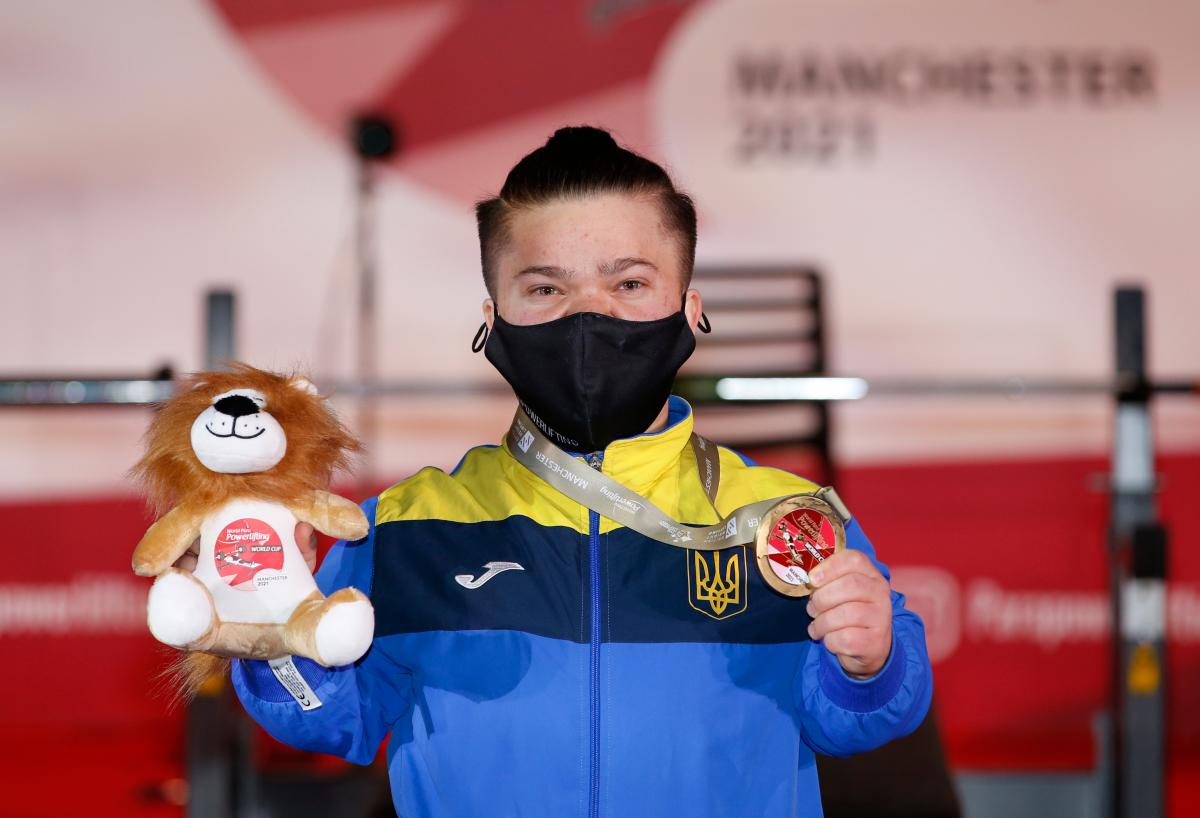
[822,628,889,677]
[809,606,893,678]
[807,601,878,641]
[808,548,877,589]
[804,548,893,676]
[295,522,318,573]
[807,566,889,618]
[172,539,200,573]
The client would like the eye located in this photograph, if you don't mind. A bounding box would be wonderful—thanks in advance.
[618,279,645,291]
[530,285,560,297]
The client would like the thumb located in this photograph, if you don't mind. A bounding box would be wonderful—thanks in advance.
[295,522,318,573]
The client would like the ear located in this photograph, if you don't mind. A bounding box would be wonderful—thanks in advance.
[682,287,704,332]
[289,377,320,396]
[184,373,210,391]
[482,298,496,331]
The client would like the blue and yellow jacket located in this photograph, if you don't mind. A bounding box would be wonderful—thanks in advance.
[233,397,932,817]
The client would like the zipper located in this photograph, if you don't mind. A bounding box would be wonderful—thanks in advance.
[585,452,603,818]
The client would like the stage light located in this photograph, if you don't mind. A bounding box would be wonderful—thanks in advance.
[714,377,869,401]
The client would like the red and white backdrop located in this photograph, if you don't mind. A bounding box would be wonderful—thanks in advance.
[1,0,1198,814]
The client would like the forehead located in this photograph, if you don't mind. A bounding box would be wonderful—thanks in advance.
[497,192,681,278]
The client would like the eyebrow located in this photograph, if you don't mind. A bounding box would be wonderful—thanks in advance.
[600,257,657,276]
[515,257,657,280]
[516,265,572,280]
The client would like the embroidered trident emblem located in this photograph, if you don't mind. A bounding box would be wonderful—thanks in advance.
[688,548,748,620]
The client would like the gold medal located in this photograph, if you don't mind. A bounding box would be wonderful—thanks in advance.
[754,495,846,598]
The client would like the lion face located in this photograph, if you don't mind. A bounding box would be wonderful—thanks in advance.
[133,365,360,512]
[190,388,288,474]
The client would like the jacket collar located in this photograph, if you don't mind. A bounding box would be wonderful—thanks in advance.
[500,395,696,506]
[596,394,694,498]
[496,395,700,522]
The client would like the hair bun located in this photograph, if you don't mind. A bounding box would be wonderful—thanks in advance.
[546,126,619,153]
[478,123,697,296]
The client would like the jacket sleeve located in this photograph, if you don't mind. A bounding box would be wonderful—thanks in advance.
[231,496,414,764]
[794,517,933,757]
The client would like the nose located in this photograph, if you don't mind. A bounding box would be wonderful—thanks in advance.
[214,395,259,418]
[569,289,613,317]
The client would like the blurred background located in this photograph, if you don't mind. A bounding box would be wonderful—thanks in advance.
[1,0,1197,816]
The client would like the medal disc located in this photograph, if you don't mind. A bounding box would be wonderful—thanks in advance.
[754,495,845,597]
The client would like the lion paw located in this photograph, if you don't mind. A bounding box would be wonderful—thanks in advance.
[313,597,374,667]
[147,570,215,649]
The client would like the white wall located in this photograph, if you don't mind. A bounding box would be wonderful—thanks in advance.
[1,0,1197,499]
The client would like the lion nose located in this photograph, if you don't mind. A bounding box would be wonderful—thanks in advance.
[214,395,259,418]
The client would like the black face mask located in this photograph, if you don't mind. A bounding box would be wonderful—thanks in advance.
[479,310,698,453]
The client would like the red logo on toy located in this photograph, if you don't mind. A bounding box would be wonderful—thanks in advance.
[766,508,836,582]
[214,518,284,589]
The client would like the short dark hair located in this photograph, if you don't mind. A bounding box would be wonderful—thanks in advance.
[475,126,697,296]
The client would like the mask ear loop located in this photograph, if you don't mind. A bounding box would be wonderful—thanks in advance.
[471,323,489,353]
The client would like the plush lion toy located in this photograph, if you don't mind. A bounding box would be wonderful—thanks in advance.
[131,364,374,689]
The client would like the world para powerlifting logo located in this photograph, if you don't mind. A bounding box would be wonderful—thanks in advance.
[214,518,284,590]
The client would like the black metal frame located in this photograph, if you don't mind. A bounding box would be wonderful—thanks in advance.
[677,265,835,482]
[1108,287,1167,818]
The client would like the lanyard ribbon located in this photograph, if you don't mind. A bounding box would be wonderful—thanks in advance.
[506,407,851,552]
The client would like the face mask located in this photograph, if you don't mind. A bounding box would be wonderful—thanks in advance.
[478,310,698,453]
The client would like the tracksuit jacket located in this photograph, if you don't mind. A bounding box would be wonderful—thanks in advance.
[233,396,933,817]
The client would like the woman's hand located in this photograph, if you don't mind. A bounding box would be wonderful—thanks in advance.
[805,549,894,679]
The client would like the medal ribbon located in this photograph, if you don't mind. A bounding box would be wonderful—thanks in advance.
[506,407,851,551]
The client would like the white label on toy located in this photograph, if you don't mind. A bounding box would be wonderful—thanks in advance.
[194,498,318,624]
[269,656,323,711]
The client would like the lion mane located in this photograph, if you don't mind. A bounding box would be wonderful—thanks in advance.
[132,363,361,516]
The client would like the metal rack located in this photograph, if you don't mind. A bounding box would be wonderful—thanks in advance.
[677,266,834,482]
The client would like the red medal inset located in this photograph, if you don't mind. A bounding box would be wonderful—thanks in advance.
[767,508,836,579]
[755,496,845,597]
[214,518,284,590]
